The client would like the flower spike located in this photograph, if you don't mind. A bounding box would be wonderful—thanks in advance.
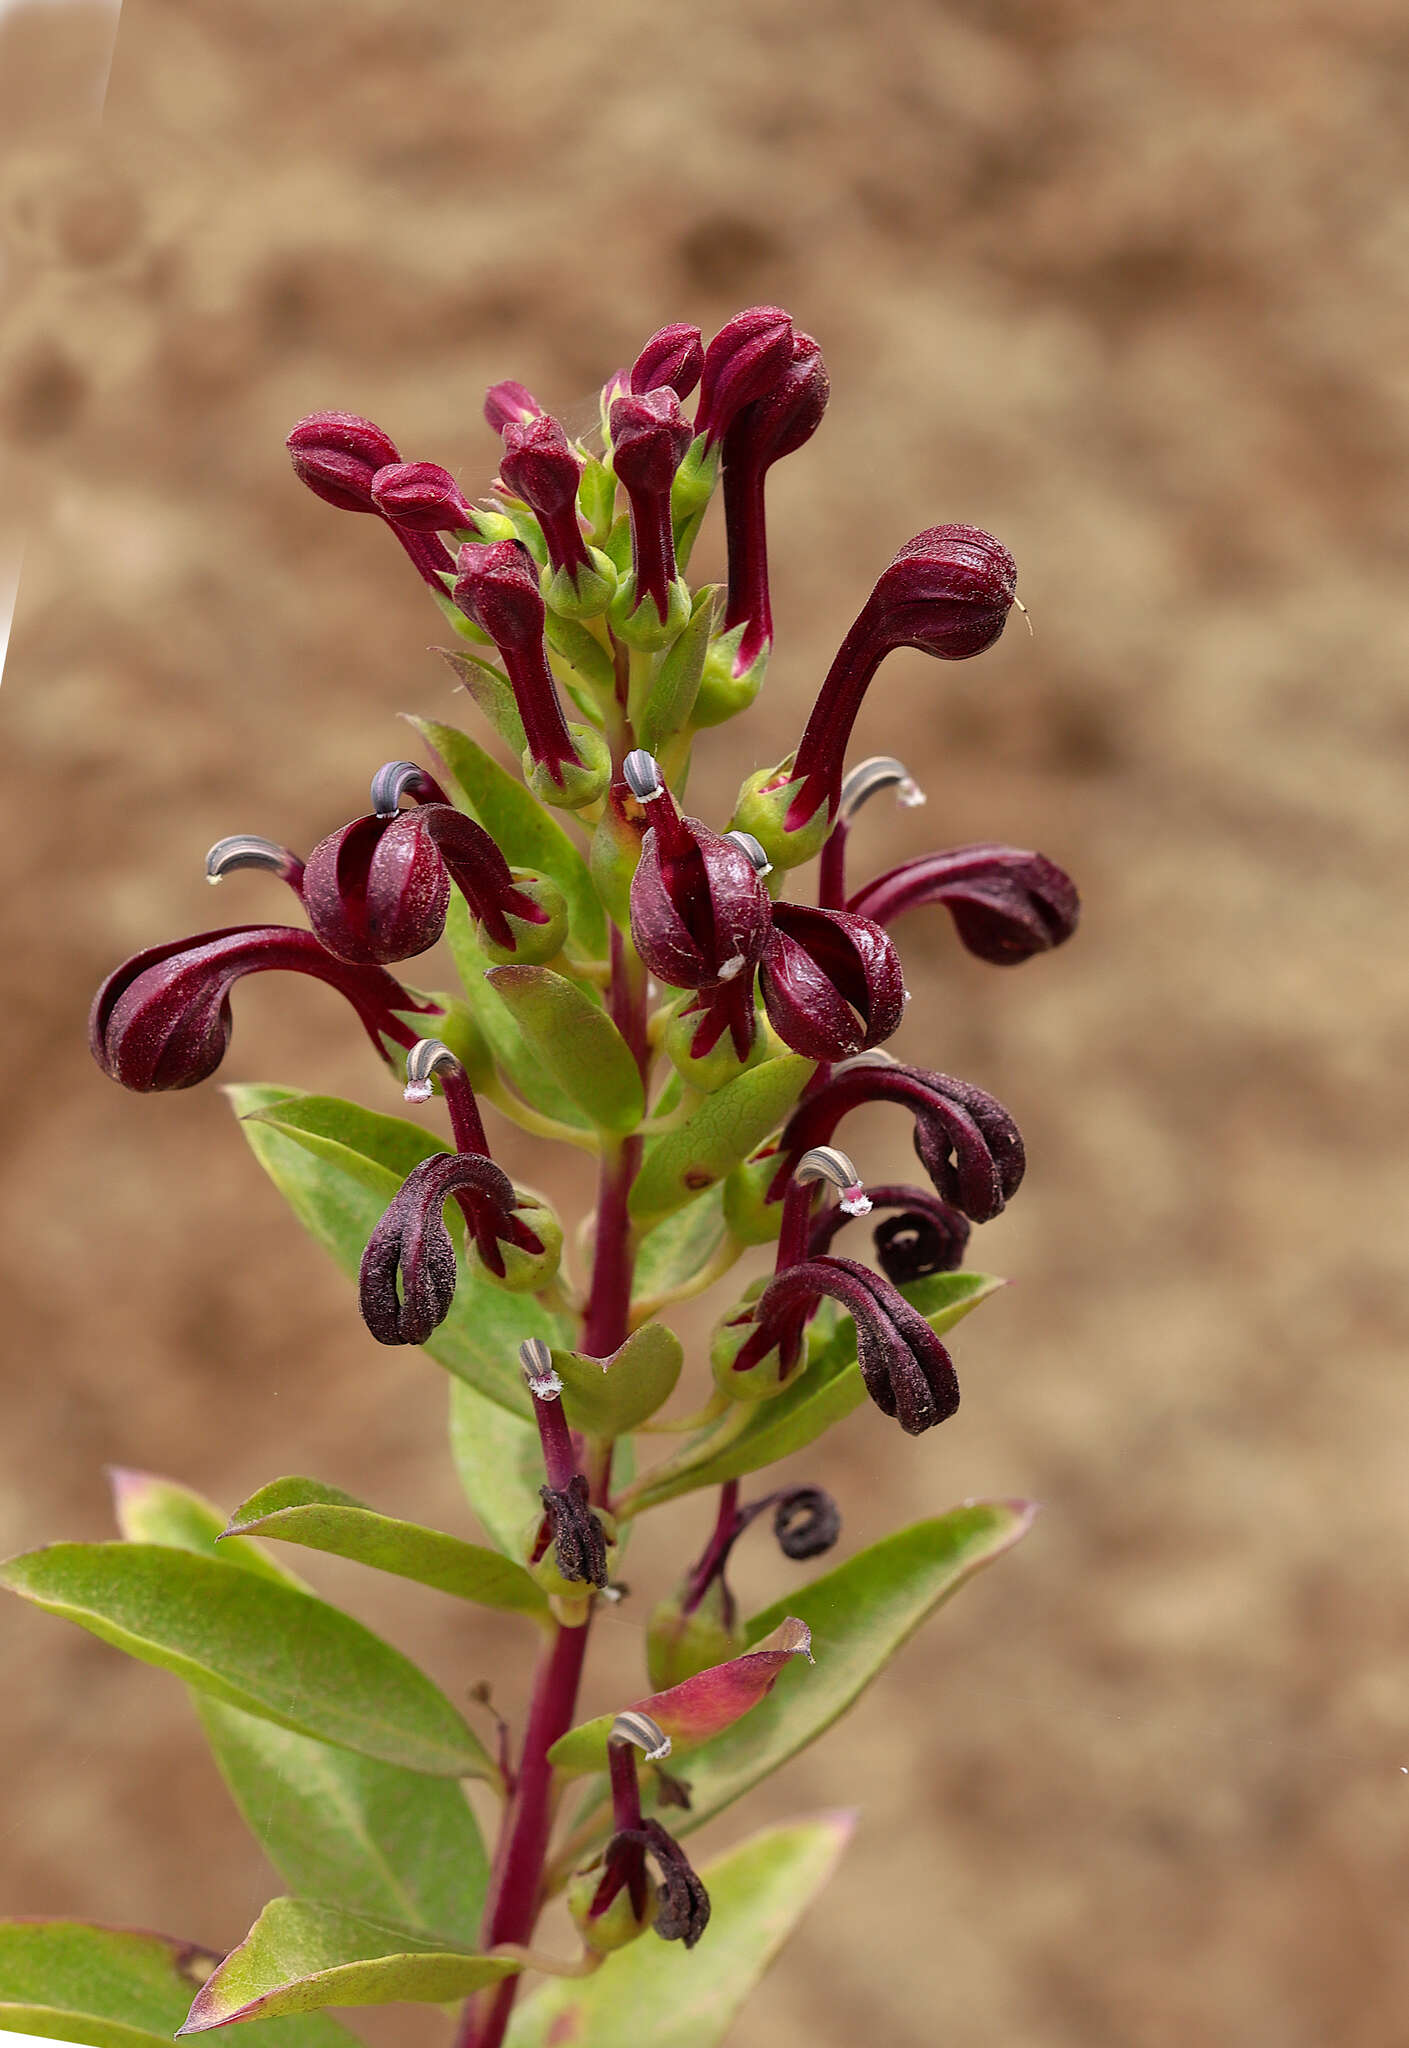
[90,926,433,1094]
[848,842,1081,964]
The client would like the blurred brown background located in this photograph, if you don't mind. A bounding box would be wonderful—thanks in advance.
[2,1,1407,2043]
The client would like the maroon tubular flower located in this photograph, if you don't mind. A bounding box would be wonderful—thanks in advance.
[91,926,431,1094]
[452,540,585,785]
[498,414,591,578]
[609,390,692,620]
[720,330,829,671]
[848,843,1081,965]
[483,379,544,433]
[755,1255,960,1435]
[778,1061,1025,1224]
[630,322,704,401]
[369,462,476,533]
[757,903,906,1062]
[286,412,455,593]
[624,752,771,993]
[693,306,795,447]
[788,524,1018,829]
[587,1725,711,1949]
[358,1149,531,1343]
[303,803,550,964]
[810,1181,972,1281]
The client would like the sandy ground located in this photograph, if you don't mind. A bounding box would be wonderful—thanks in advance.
[2,2,1408,2044]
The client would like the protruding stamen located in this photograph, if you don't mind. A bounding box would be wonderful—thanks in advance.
[610,1710,672,1763]
[404,1036,459,1104]
[838,755,926,822]
[205,835,296,883]
[519,1336,563,1400]
[623,750,664,803]
[723,829,772,876]
[796,1145,871,1216]
[371,760,431,817]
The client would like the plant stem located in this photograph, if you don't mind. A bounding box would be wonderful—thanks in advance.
[458,1617,591,2048]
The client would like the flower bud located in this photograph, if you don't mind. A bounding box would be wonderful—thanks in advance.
[757,903,906,1062]
[694,306,795,447]
[369,461,476,532]
[788,524,1018,829]
[483,379,543,433]
[609,389,692,633]
[286,410,400,513]
[498,414,600,592]
[720,330,828,672]
[91,926,430,1093]
[631,322,705,401]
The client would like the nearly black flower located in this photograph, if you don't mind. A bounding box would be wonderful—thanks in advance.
[358,1149,535,1344]
[810,1180,972,1282]
[752,1254,960,1436]
[90,926,432,1094]
[624,752,771,995]
[849,842,1080,965]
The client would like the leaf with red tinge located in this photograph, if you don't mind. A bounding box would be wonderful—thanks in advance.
[547,1619,812,1775]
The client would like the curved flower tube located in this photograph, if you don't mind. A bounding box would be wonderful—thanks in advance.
[757,902,906,1061]
[849,842,1080,964]
[752,1254,960,1436]
[777,1059,1025,1223]
[357,1149,535,1343]
[719,329,829,672]
[498,414,593,580]
[286,411,456,593]
[90,925,432,1093]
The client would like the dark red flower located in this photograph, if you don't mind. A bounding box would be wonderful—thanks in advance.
[757,903,906,1061]
[720,330,828,671]
[629,322,704,401]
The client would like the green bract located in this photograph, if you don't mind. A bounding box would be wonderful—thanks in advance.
[21,309,1068,2044]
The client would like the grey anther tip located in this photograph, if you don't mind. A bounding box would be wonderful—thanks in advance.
[723,829,772,876]
[518,1337,563,1400]
[403,1039,459,1104]
[797,1145,871,1214]
[204,835,291,883]
[610,1709,672,1762]
[622,750,664,802]
[837,756,926,822]
[370,760,426,818]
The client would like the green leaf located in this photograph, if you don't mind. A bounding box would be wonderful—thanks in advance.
[548,1618,813,1776]
[433,648,527,754]
[674,1504,1035,1833]
[445,898,595,1128]
[413,714,606,954]
[629,1055,813,1222]
[106,1470,489,1941]
[0,1543,493,1780]
[485,965,644,1134]
[449,1380,544,1558]
[506,1815,852,2048]
[195,1703,490,1946]
[0,1919,356,2047]
[178,1899,517,2027]
[552,1323,683,1438]
[229,1084,567,1419]
[223,1476,549,1620]
[634,584,718,751]
[109,1468,301,1586]
[632,1184,728,1303]
[626,1272,1007,1510]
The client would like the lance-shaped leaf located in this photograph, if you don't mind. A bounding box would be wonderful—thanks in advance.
[449,1380,545,1558]
[195,1703,490,1947]
[229,1084,568,1418]
[432,650,528,755]
[551,1323,684,1438]
[412,715,605,953]
[507,1814,852,2048]
[108,1472,489,1941]
[222,1476,549,1621]
[177,1899,518,2028]
[548,1619,812,1776]
[673,1505,1033,1833]
[0,1543,493,1780]
[0,1919,357,2048]
[484,965,644,1133]
[630,1055,813,1222]
[634,583,719,751]
[445,899,594,1129]
[623,1271,1004,1513]
[632,1183,728,1302]
[110,1467,301,1587]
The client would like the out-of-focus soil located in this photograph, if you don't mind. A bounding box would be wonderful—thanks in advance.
[2,2,1407,2044]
